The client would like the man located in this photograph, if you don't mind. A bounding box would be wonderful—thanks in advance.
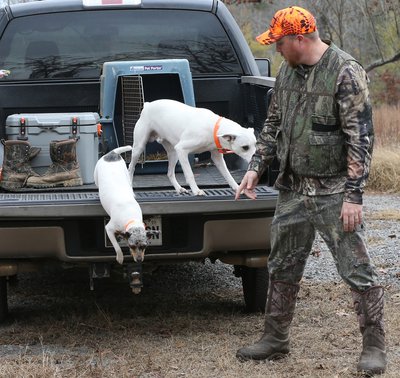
[235,6,386,375]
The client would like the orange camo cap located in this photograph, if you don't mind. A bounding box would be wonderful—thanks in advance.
[256,6,317,45]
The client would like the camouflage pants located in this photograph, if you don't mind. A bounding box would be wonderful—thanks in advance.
[269,190,378,291]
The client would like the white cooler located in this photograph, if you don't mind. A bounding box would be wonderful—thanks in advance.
[6,112,100,184]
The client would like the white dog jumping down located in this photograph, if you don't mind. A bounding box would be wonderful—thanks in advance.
[128,99,256,196]
[94,145,148,265]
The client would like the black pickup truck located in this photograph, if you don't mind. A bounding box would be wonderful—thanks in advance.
[0,0,277,322]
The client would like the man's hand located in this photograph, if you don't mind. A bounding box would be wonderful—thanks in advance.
[235,171,259,200]
[340,202,363,232]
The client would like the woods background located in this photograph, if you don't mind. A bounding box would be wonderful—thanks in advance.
[224,0,400,107]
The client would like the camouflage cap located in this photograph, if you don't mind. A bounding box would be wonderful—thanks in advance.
[256,6,317,45]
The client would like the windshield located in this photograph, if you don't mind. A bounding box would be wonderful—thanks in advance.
[0,9,242,81]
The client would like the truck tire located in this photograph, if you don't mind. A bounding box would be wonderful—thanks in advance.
[0,277,8,323]
[239,265,269,313]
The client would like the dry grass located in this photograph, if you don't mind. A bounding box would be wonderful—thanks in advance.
[367,105,400,193]
[368,148,400,193]
[1,266,399,378]
[367,209,400,221]
[373,104,400,149]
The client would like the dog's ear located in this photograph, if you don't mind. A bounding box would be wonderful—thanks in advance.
[218,134,237,142]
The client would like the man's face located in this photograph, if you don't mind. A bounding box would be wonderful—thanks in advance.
[275,35,302,67]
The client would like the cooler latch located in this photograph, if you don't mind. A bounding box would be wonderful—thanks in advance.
[18,117,28,140]
[71,116,78,138]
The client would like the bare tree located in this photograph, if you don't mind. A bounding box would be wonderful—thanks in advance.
[226,0,399,74]
[355,0,400,72]
[301,0,400,72]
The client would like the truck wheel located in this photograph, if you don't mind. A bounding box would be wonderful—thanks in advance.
[238,265,269,313]
[0,277,8,323]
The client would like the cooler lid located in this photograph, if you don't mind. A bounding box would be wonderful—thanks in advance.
[6,112,100,127]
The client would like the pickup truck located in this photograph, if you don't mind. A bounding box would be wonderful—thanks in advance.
[0,0,277,323]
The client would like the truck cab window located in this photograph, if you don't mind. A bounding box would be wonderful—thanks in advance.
[0,9,242,80]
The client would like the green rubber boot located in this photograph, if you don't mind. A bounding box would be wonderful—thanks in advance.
[236,281,300,361]
[352,286,387,375]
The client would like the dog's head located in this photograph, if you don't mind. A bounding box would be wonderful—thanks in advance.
[217,122,256,162]
[125,226,148,263]
[124,225,160,263]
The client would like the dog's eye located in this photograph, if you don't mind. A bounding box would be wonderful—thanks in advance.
[242,146,249,151]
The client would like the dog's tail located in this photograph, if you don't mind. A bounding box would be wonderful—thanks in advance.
[112,145,132,155]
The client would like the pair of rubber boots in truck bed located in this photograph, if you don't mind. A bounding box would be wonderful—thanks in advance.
[0,139,82,191]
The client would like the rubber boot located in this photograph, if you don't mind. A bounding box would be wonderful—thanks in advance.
[26,139,82,188]
[0,139,40,190]
[352,286,387,375]
[236,281,300,361]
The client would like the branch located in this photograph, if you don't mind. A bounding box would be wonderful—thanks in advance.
[365,51,400,72]
[363,0,385,61]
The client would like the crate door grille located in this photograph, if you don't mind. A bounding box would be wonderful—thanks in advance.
[121,75,144,162]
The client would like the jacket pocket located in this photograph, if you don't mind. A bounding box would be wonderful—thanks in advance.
[307,132,346,176]
[311,114,340,132]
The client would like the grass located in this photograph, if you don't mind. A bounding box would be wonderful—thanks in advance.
[373,104,400,149]
[367,104,400,193]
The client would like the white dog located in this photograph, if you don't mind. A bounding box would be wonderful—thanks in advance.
[94,145,148,265]
[128,99,256,196]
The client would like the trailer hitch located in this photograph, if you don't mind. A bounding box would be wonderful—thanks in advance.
[126,262,143,294]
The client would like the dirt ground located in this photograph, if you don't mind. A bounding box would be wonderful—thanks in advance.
[0,261,399,378]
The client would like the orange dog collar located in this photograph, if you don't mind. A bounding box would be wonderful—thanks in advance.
[213,117,232,154]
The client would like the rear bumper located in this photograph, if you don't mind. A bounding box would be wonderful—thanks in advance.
[0,216,271,263]
[0,186,277,271]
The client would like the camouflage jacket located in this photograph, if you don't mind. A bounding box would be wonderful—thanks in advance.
[248,41,373,204]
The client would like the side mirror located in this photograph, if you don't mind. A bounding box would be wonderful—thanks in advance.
[255,58,271,77]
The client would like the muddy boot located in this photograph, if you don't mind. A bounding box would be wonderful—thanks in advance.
[0,139,40,190]
[26,139,82,188]
[352,286,387,375]
[29,146,41,161]
[236,281,300,361]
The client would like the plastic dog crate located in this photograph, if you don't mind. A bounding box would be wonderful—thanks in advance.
[99,59,195,174]
[6,112,100,184]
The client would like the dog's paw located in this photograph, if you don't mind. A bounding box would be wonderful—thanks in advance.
[176,187,189,195]
[194,189,206,196]
[116,252,124,265]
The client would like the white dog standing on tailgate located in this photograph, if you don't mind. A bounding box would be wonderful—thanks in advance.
[128,99,256,196]
[94,146,147,265]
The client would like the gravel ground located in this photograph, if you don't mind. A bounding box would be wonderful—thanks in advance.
[303,193,400,287]
[195,193,400,291]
